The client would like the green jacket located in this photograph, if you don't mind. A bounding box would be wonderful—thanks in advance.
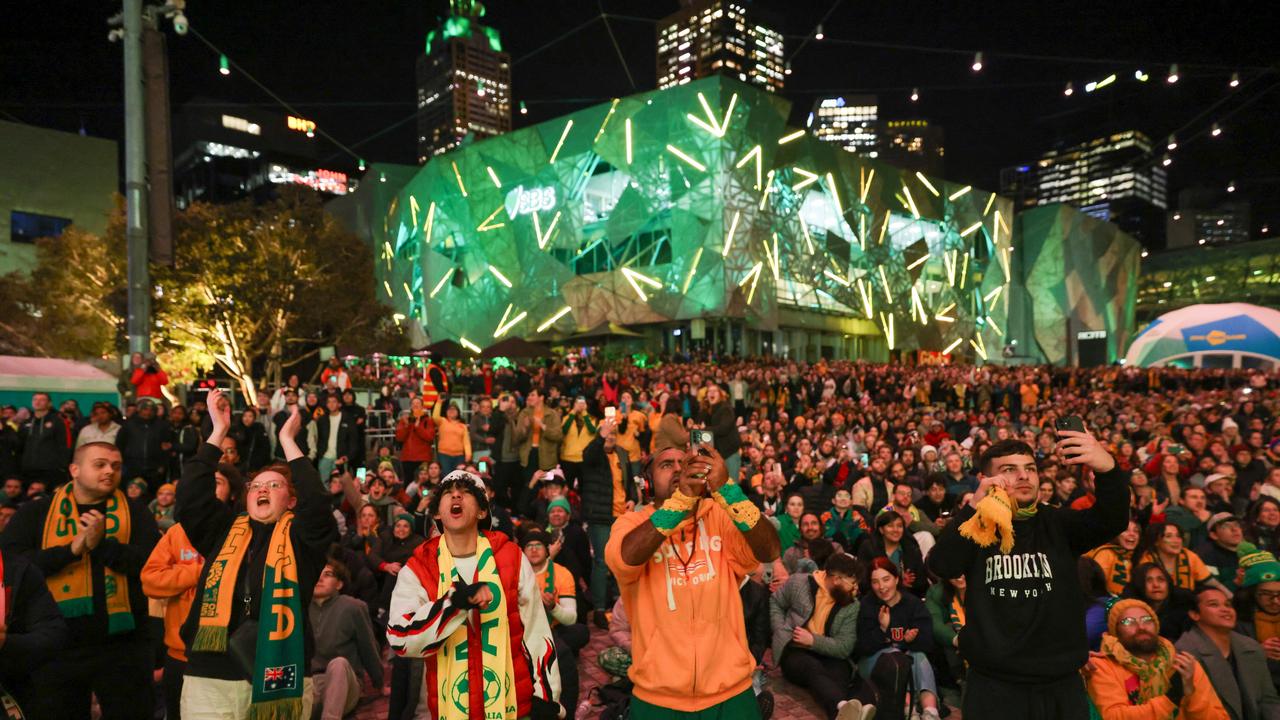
[925,581,961,650]
[769,572,860,665]
[516,406,563,470]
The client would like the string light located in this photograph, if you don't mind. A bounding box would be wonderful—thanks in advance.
[814,24,824,40]
[1166,134,1177,151]
[477,80,486,98]
[1211,122,1222,137]
[1161,154,1172,167]
[1063,81,1074,97]
[1227,180,1236,193]
[909,87,919,102]
[219,54,230,76]
[785,62,792,76]
[358,159,366,171]
[1134,69,1149,82]
[519,101,528,115]
[1167,64,1179,83]
[1229,72,1240,88]
[971,52,983,72]
[1141,250,1149,258]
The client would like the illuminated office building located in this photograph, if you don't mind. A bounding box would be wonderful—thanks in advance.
[879,119,945,176]
[656,0,784,93]
[810,95,879,155]
[172,101,355,209]
[416,1,511,163]
[1001,130,1167,247]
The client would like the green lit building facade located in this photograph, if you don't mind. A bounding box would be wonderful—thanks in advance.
[371,76,1038,362]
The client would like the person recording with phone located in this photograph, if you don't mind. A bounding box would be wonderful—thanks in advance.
[605,432,780,718]
[928,417,1130,719]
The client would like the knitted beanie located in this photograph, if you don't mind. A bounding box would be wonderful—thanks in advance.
[1238,541,1280,588]
[1107,598,1159,637]
[547,497,572,517]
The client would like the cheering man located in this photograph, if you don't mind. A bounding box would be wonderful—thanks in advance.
[929,429,1128,718]
[605,440,781,718]
[387,470,561,720]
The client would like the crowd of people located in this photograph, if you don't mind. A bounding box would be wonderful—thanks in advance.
[0,356,1278,720]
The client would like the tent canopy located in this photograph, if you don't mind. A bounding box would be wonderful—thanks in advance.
[0,355,120,408]
[1124,303,1280,369]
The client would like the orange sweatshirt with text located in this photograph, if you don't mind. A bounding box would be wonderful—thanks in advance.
[605,500,758,712]
[141,523,202,661]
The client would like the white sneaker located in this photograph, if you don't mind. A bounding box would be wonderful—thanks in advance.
[835,700,865,720]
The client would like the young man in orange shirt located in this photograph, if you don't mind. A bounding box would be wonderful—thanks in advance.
[606,438,780,718]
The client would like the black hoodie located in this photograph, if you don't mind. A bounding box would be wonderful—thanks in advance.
[928,466,1129,683]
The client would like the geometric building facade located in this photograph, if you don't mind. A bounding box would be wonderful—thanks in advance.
[1010,204,1141,366]
[370,76,1018,362]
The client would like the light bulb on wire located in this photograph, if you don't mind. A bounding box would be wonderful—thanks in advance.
[519,101,528,115]
[1134,69,1149,82]
[910,87,919,102]
[1167,64,1179,83]
[1166,134,1177,151]
[1063,81,1074,96]
[971,52,983,72]
[785,62,792,76]
[1211,122,1222,137]
[219,54,230,76]
[358,159,366,172]
[814,24,824,40]
[1161,154,1172,167]
[1229,72,1240,88]
[1227,180,1236,193]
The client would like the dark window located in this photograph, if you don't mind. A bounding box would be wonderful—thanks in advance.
[10,210,72,244]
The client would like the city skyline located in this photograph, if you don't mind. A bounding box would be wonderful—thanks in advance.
[2,0,1275,239]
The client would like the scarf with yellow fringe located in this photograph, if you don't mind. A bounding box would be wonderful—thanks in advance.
[958,485,1039,554]
[41,483,134,634]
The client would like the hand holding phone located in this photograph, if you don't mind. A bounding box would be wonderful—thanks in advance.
[1055,415,1086,434]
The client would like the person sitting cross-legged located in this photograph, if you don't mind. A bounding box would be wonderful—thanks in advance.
[769,548,876,720]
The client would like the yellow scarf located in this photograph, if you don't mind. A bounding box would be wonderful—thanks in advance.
[437,534,517,720]
[959,486,1038,554]
[42,484,134,634]
[193,513,305,720]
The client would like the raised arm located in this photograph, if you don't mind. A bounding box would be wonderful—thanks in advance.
[1057,430,1129,554]
[175,389,235,557]
[279,407,338,552]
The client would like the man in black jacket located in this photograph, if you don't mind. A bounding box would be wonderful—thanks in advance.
[928,432,1128,719]
[0,440,161,718]
[18,392,72,485]
[315,394,360,479]
[0,546,71,715]
[116,397,175,493]
[580,418,636,627]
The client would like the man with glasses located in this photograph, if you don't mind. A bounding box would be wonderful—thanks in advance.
[1084,598,1228,717]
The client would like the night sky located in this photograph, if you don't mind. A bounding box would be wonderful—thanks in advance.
[4,1,1277,232]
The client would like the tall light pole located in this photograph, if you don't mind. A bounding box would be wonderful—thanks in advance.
[122,0,150,354]
[112,0,181,355]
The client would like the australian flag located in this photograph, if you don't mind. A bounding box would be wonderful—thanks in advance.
[263,665,297,693]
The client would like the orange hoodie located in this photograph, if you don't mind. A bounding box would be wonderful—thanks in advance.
[605,499,758,712]
[1085,651,1229,719]
[141,523,202,661]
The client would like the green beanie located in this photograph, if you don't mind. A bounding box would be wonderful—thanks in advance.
[547,497,572,517]
[1237,541,1280,588]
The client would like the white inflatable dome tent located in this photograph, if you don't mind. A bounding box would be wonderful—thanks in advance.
[1123,303,1280,370]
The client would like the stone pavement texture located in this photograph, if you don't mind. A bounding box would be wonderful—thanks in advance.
[350,624,963,719]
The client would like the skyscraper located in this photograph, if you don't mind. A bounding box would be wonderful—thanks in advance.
[879,119,945,176]
[656,0,784,93]
[810,95,879,155]
[1000,130,1167,247]
[416,0,511,164]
